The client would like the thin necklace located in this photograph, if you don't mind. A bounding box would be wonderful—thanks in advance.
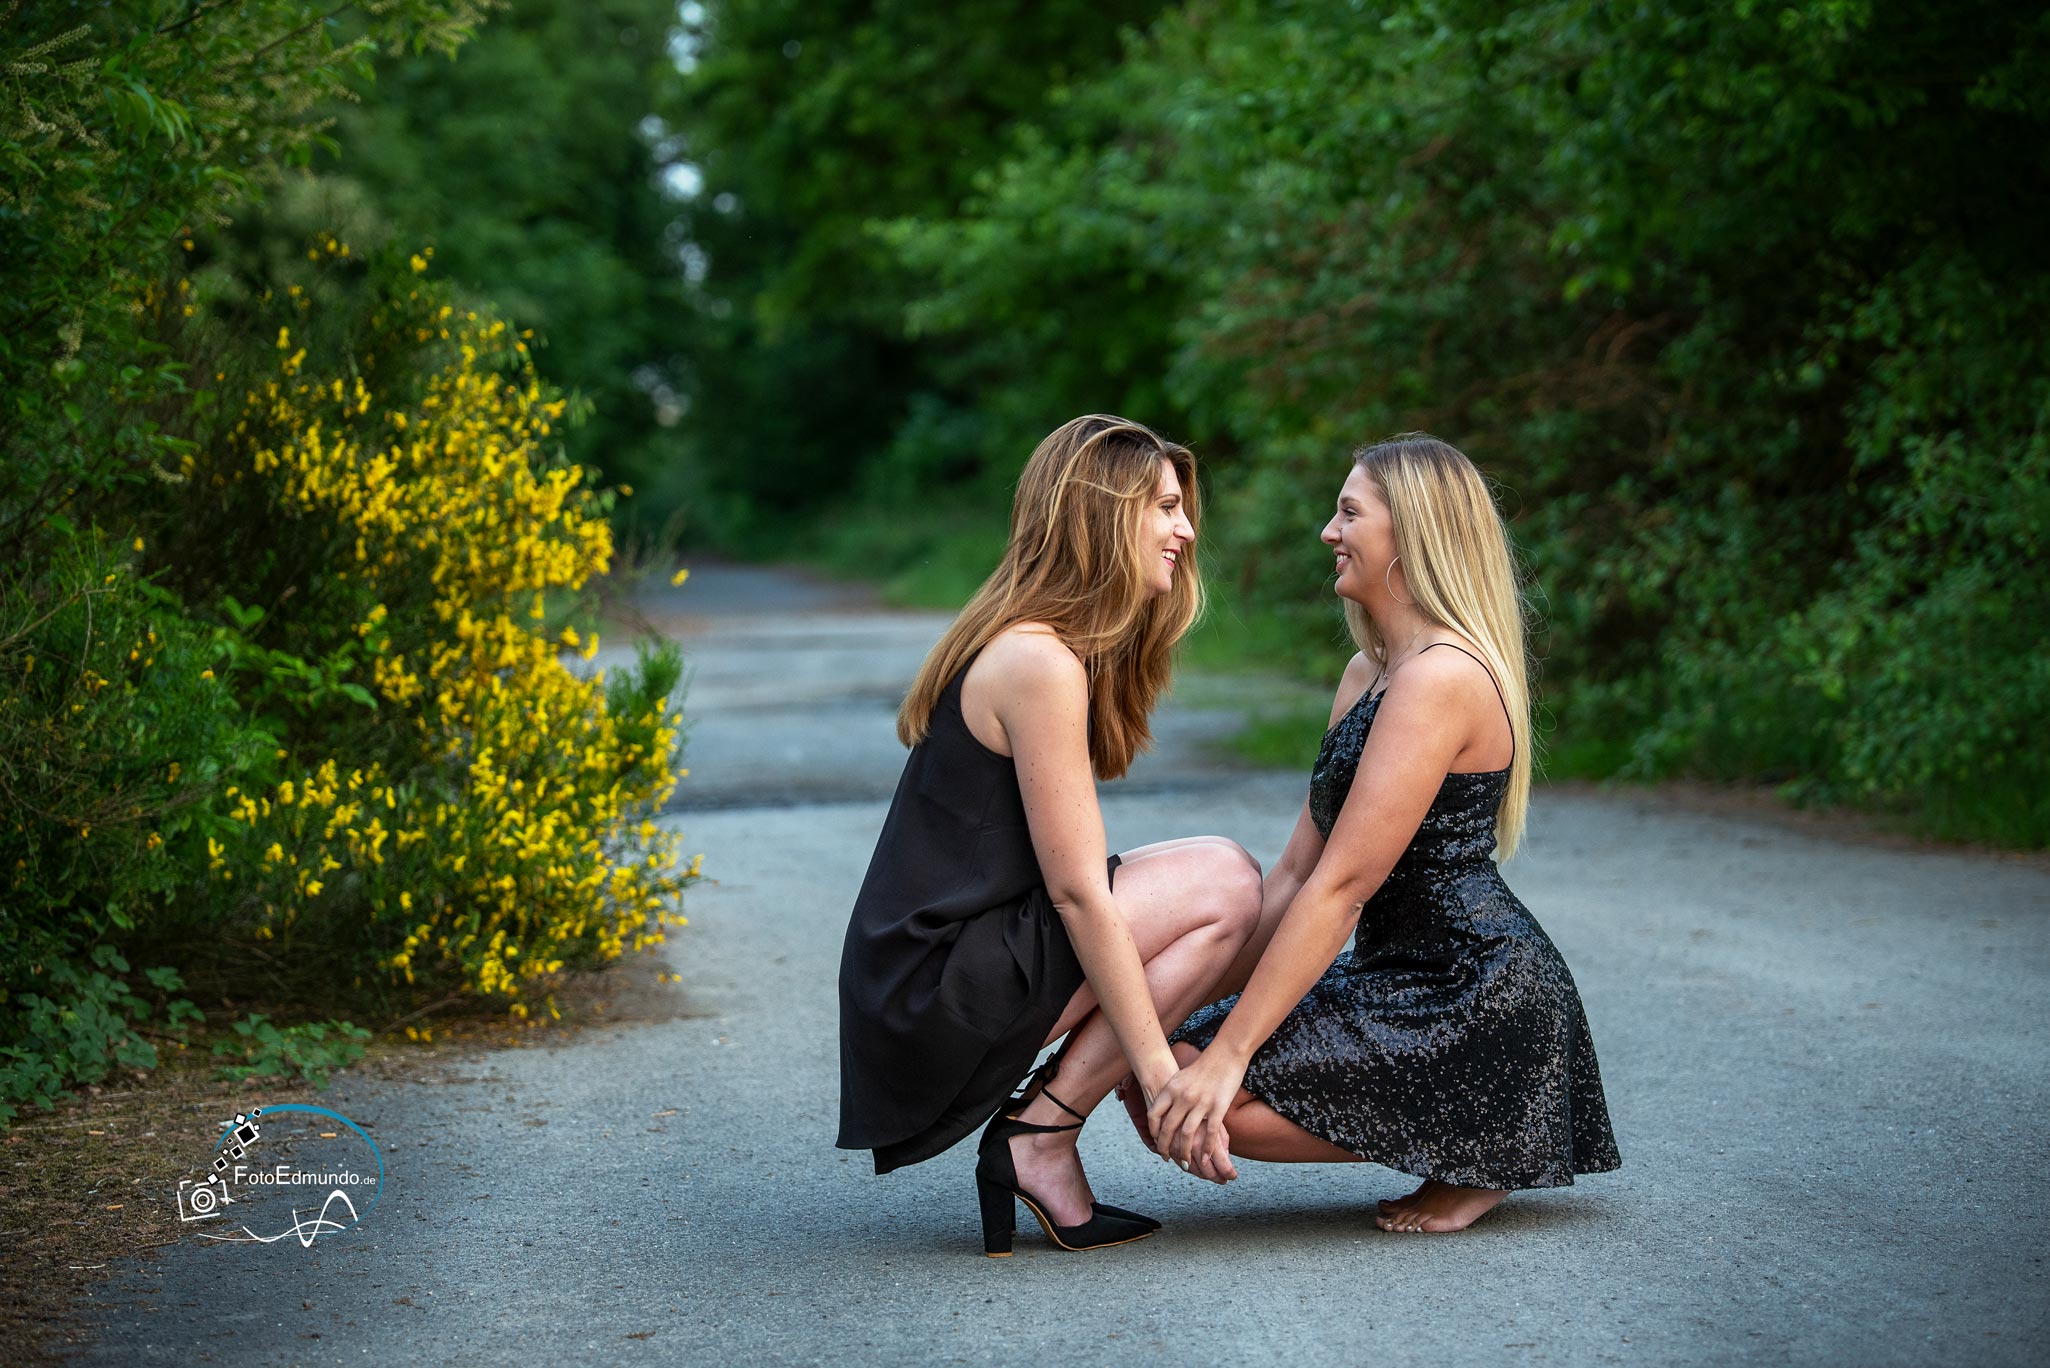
[1373,629,1434,692]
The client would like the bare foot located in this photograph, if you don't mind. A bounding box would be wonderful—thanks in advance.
[1374,1179,1506,1233]
[1376,1177,1432,1215]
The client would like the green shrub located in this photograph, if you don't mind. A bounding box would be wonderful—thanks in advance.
[0,953,201,1126]
[0,529,267,991]
[212,1013,372,1089]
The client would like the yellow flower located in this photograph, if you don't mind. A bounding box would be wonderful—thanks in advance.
[132,536,144,551]
[199,668,214,681]
[215,292,696,1011]
[670,568,690,587]
[410,254,429,273]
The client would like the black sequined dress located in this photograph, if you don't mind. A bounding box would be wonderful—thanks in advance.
[1172,663,1620,1190]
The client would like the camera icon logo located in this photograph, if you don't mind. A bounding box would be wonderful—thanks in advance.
[174,1103,382,1245]
[181,1109,266,1218]
[176,1174,233,1222]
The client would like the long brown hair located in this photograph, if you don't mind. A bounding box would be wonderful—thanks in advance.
[1341,434,1535,859]
[897,414,1203,780]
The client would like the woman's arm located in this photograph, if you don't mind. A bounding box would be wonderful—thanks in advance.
[1146,646,1494,1169]
[1263,653,1381,888]
[1207,652,1375,996]
[979,629,1182,1102]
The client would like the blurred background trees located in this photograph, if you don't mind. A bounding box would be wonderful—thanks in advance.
[652,0,1171,546]
[661,0,2049,846]
[322,0,689,532]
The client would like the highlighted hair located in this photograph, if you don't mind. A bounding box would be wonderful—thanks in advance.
[1343,434,1534,859]
[897,414,1203,780]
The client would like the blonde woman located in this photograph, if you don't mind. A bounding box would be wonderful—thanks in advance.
[1143,434,1620,1233]
[837,414,1263,1255]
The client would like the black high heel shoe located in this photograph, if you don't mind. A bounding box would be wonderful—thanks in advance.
[998,1050,1161,1232]
[974,1055,1159,1256]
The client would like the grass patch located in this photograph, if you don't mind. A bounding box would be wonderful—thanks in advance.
[1222,702,1336,768]
[1536,731,1636,782]
[802,500,1007,610]
[1180,586,1355,683]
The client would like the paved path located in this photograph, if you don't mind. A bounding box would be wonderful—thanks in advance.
[71,564,2050,1366]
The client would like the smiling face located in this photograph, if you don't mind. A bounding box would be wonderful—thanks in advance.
[1143,458,1196,597]
[1321,465,1400,606]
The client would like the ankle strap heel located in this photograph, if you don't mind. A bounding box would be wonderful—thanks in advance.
[969,1049,1162,1254]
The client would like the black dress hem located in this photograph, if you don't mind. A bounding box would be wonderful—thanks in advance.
[853,853,1119,1175]
[1171,1008,1620,1192]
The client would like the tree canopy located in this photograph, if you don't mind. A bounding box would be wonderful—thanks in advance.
[666,0,2050,844]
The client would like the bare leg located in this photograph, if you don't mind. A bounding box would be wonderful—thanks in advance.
[1003,838,1262,1223]
[1160,1042,1509,1232]
[1150,1041,1363,1163]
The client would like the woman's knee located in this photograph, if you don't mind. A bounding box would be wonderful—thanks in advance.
[1114,837,1262,949]
[1193,838,1263,938]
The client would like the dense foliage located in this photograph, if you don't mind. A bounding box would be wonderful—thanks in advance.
[656,0,1171,544]
[320,0,692,532]
[1,2,694,1123]
[178,250,693,1014]
[672,0,2050,846]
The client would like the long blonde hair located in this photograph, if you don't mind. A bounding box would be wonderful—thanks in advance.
[1342,434,1534,859]
[897,414,1203,780]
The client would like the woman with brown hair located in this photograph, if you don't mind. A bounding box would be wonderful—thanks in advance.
[1143,433,1620,1233]
[836,414,1263,1255]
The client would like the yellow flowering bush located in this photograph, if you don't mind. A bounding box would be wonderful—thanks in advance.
[185,243,694,1016]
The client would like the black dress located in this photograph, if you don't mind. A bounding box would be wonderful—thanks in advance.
[1173,645,1621,1190]
[836,657,1109,1174]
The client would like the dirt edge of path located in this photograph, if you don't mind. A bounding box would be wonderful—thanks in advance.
[0,945,699,1367]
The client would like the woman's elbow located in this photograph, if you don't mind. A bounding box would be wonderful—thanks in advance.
[1047,886,1111,929]
[1309,869,1383,924]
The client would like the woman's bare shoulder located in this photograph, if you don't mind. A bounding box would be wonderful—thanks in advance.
[1328,651,1378,727]
[973,622,1085,693]
[1383,637,1501,721]
[1408,638,1496,690]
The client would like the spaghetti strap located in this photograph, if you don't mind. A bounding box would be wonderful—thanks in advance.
[1419,641,1514,738]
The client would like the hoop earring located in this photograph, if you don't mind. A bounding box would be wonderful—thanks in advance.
[1385,555,1415,607]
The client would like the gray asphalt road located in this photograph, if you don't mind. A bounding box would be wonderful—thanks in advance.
[70,563,2050,1366]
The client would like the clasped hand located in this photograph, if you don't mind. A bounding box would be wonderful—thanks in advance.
[1142,1050,1244,1183]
